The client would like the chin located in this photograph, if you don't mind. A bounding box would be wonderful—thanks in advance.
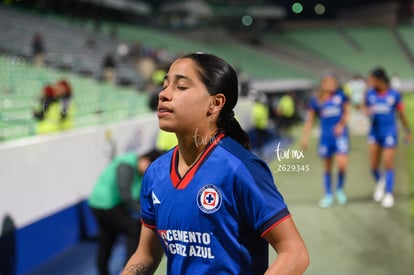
[159,122,176,133]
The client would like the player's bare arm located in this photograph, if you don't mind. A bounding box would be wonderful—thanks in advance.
[123,263,150,275]
[264,217,310,275]
[122,226,163,275]
[397,107,412,143]
[334,102,350,136]
[300,109,315,150]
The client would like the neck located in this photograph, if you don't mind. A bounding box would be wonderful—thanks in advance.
[376,85,388,93]
[176,127,218,166]
[319,90,332,100]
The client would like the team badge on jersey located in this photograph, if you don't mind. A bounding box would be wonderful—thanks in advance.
[332,95,342,105]
[197,184,222,214]
[368,95,376,104]
[386,95,395,106]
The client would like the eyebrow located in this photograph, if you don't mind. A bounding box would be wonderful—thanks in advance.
[164,74,192,83]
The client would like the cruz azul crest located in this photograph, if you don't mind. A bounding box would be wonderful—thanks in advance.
[197,184,222,214]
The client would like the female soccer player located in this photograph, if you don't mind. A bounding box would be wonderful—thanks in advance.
[122,53,309,275]
[365,68,411,208]
[301,73,350,208]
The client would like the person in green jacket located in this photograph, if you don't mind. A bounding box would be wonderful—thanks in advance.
[88,149,162,275]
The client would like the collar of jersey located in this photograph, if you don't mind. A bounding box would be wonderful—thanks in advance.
[375,89,390,98]
[170,132,225,190]
[321,90,338,102]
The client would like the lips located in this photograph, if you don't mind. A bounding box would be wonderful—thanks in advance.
[158,108,172,113]
[157,106,173,117]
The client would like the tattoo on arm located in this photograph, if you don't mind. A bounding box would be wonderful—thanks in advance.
[124,263,150,275]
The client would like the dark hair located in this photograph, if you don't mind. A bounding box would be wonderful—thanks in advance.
[141,149,163,162]
[370,67,389,84]
[181,52,250,149]
[58,79,72,96]
[320,70,338,80]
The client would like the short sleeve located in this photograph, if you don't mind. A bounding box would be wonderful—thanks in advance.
[341,90,349,104]
[395,92,404,111]
[234,160,290,238]
[140,169,156,229]
[309,97,319,113]
[364,90,372,107]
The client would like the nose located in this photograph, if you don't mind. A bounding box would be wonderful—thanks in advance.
[159,86,172,102]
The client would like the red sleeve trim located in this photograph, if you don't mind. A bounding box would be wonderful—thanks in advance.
[141,218,156,229]
[260,214,292,238]
[397,102,404,112]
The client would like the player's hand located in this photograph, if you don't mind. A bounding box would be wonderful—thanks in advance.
[405,132,412,144]
[333,123,344,137]
[300,139,308,151]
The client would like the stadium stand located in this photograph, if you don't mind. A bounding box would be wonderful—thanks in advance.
[0,6,312,84]
[264,28,356,76]
[262,31,353,79]
[0,6,316,142]
[200,40,312,79]
[399,25,414,54]
[268,26,414,79]
[2,6,414,143]
[345,26,414,77]
[0,55,150,141]
[0,7,145,88]
[101,21,314,79]
[1,2,413,275]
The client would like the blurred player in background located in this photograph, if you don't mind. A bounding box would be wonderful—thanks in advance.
[88,149,162,275]
[31,32,45,67]
[364,68,411,208]
[344,74,368,135]
[122,53,309,274]
[345,74,366,111]
[102,53,117,84]
[301,73,350,208]
[275,91,296,137]
[155,129,177,152]
[250,91,270,158]
[390,73,401,91]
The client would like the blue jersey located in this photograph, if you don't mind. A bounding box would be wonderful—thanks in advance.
[310,90,349,138]
[365,88,402,136]
[141,133,290,274]
[310,90,349,158]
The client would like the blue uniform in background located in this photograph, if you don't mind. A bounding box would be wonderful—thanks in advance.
[310,90,349,158]
[365,88,402,148]
[309,89,349,205]
[365,88,404,195]
[140,133,290,274]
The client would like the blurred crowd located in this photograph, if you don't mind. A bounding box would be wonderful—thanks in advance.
[33,79,74,134]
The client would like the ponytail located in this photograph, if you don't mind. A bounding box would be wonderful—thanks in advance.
[218,110,250,150]
[179,53,250,149]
